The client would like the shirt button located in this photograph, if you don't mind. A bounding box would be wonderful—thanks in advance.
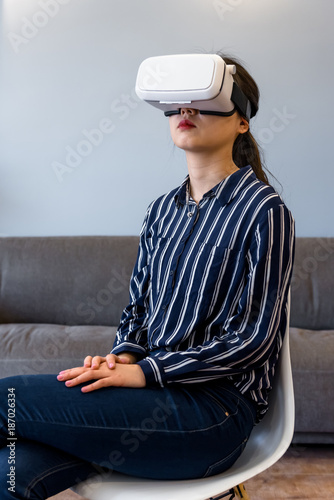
[169,270,174,276]
[187,212,194,218]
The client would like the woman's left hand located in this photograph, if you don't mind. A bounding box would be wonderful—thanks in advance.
[57,362,146,392]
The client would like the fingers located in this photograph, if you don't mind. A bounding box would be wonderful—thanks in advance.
[59,367,106,387]
[58,353,132,387]
[118,353,137,364]
[57,366,86,381]
[105,354,116,369]
[105,354,129,369]
[82,354,132,370]
[58,364,146,392]
[81,378,111,393]
[57,361,112,386]
[84,355,106,369]
[63,370,95,388]
[83,355,93,368]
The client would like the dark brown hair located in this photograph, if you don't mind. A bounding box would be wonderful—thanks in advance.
[218,53,271,186]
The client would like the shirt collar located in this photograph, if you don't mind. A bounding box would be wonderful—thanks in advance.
[174,176,189,208]
[174,166,257,208]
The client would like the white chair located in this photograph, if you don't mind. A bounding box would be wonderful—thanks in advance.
[75,300,294,500]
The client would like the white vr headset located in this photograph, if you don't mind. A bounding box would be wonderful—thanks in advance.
[135,54,256,121]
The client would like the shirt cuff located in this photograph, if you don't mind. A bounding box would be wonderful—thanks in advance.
[137,357,166,387]
[111,343,147,359]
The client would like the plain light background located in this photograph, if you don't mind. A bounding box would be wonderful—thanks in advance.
[0,0,332,237]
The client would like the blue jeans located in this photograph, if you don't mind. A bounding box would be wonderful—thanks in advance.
[0,374,256,499]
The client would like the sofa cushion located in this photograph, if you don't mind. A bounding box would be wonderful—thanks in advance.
[290,327,334,434]
[290,238,334,329]
[0,236,139,326]
[0,323,117,378]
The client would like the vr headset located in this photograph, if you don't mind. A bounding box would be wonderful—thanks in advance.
[135,54,256,121]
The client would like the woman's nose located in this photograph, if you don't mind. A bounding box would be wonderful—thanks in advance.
[180,107,198,116]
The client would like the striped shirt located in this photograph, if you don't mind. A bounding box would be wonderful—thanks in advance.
[112,166,295,418]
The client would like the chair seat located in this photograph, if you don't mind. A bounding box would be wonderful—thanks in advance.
[75,298,294,500]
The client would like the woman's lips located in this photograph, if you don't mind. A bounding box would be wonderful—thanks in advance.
[178,119,196,130]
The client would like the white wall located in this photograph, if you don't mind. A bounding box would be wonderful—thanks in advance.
[0,0,333,237]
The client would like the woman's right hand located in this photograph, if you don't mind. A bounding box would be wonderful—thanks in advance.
[83,352,137,370]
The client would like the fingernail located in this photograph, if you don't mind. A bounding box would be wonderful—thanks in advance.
[57,374,63,380]
[65,381,72,387]
[108,363,114,368]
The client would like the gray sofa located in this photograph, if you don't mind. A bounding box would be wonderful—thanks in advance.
[0,236,333,443]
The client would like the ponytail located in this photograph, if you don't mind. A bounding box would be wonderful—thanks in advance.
[232,130,269,185]
[218,53,272,186]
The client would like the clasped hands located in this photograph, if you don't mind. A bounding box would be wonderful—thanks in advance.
[57,353,146,393]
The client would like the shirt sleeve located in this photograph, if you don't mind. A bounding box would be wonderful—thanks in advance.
[137,203,295,387]
[111,206,152,359]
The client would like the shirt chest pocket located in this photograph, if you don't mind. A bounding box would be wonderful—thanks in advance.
[187,243,241,288]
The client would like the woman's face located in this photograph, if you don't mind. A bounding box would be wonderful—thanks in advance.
[168,108,249,156]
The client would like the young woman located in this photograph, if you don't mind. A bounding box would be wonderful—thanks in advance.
[0,55,295,499]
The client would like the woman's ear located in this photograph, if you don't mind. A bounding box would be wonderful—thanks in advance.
[238,116,249,135]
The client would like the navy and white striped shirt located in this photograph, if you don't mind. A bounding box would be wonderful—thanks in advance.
[112,166,295,418]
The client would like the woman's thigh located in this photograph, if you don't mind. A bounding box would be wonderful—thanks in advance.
[0,374,256,480]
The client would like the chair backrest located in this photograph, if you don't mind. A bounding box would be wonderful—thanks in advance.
[220,292,295,483]
[75,294,294,500]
